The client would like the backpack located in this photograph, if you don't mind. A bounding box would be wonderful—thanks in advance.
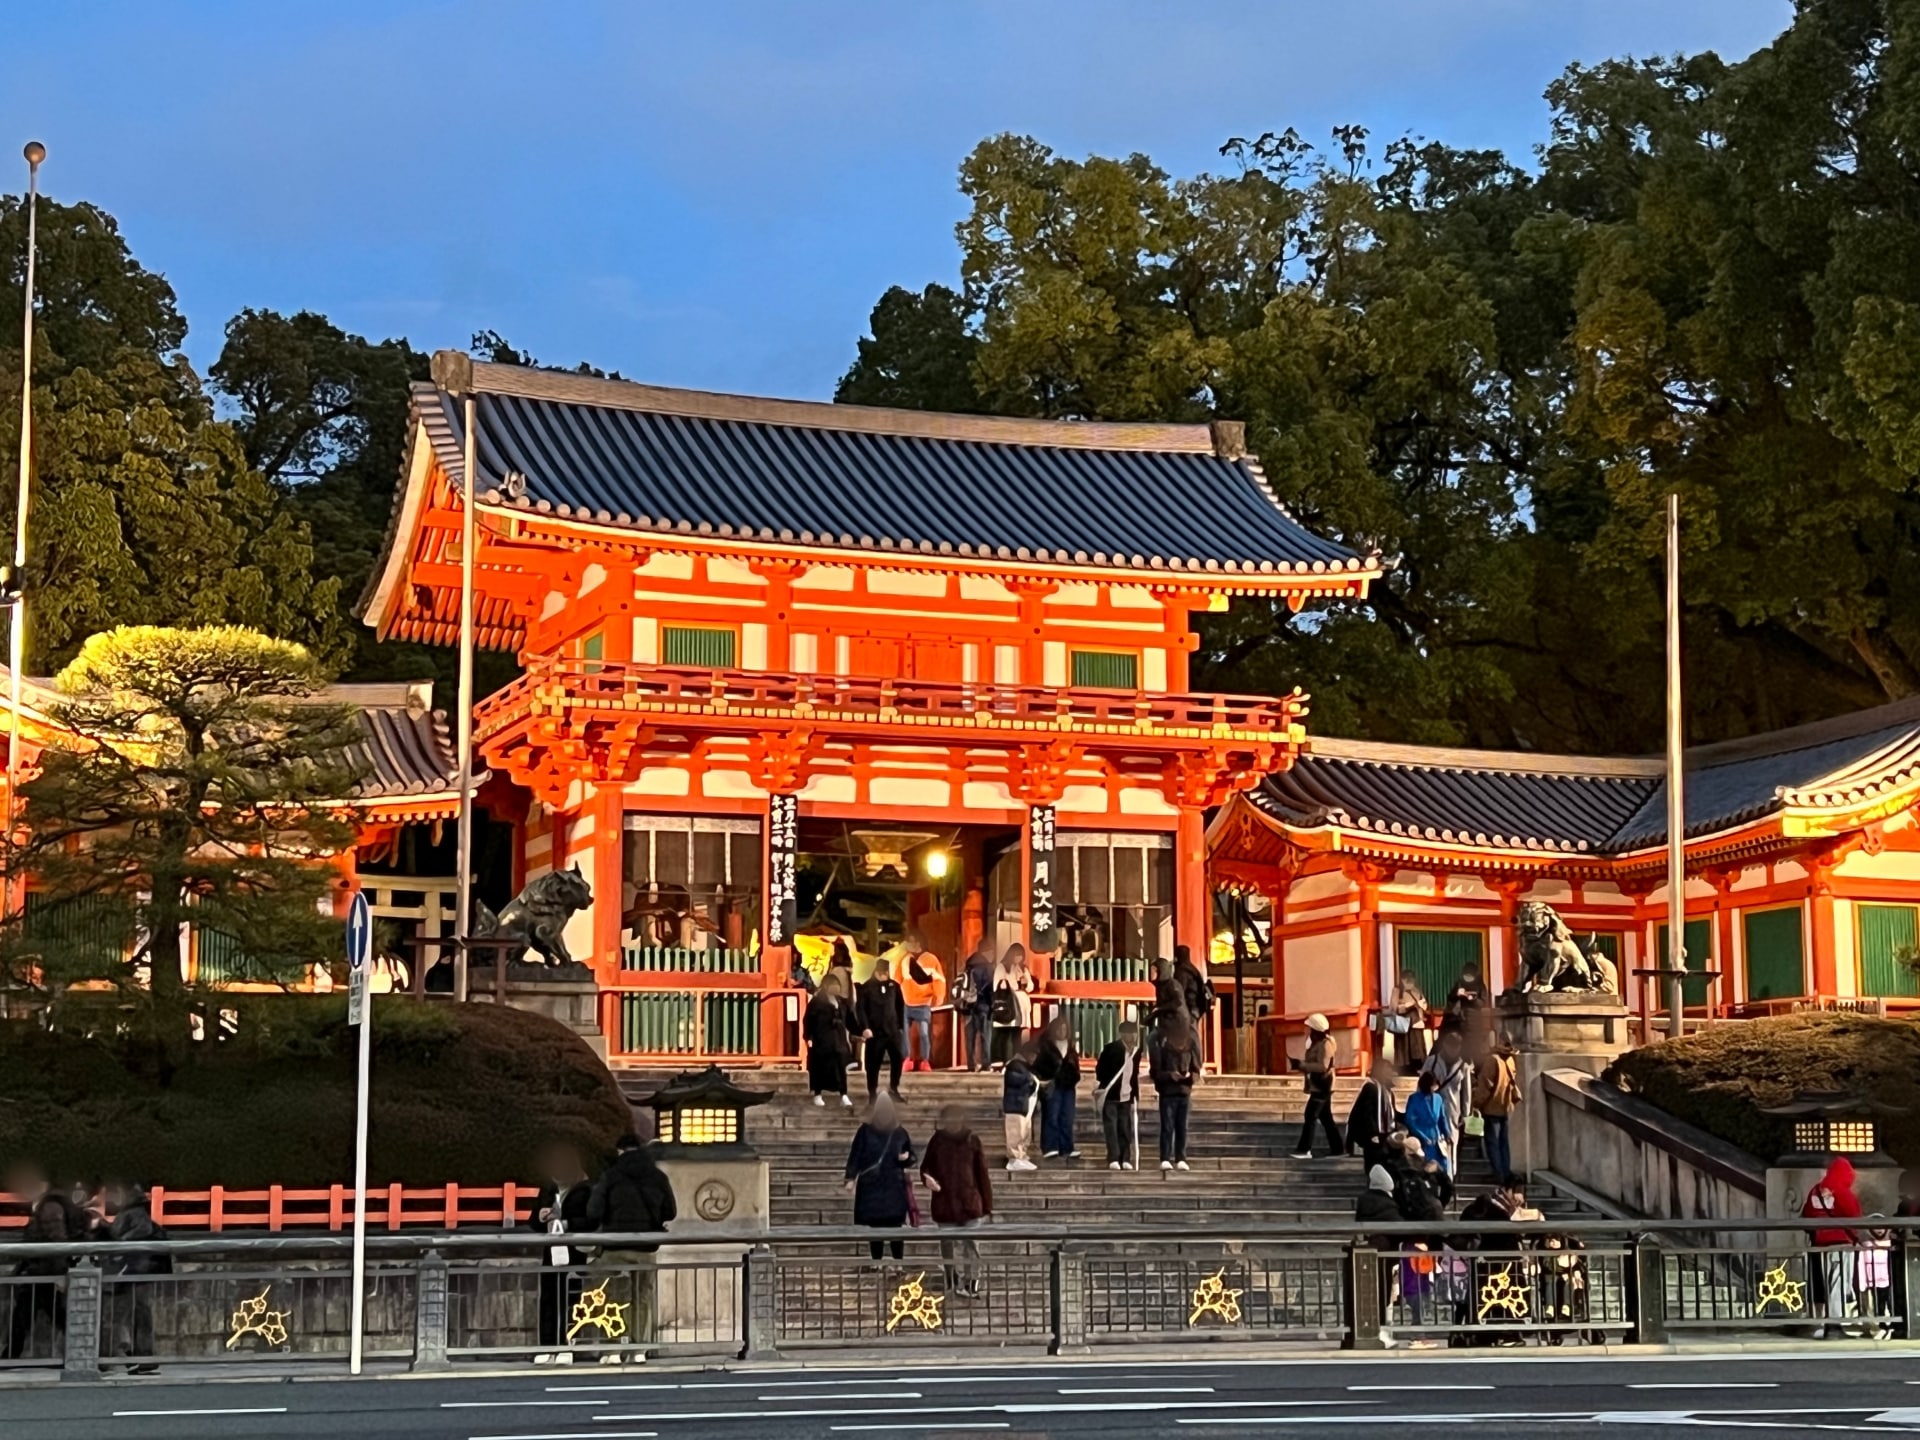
[991,981,1019,1025]
[952,968,978,1010]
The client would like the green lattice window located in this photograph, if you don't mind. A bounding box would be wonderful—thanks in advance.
[662,625,736,668]
[1742,906,1805,1002]
[1395,928,1484,1011]
[1858,904,1920,999]
[1070,649,1138,690]
[581,631,605,674]
[1656,917,1714,1006]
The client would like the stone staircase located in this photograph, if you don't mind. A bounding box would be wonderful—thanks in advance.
[617,1066,1592,1231]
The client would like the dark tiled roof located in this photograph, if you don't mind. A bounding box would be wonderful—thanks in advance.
[410,366,1376,577]
[1254,697,1920,856]
[327,682,471,800]
[1255,740,1660,855]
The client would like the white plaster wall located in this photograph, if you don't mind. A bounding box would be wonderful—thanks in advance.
[705,557,764,587]
[793,567,855,591]
[1118,786,1176,816]
[1142,649,1167,691]
[1057,784,1110,814]
[626,767,690,797]
[702,771,768,799]
[1837,848,1920,882]
[963,780,1016,810]
[870,777,953,807]
[1042,642,1067,687]
[1284,927,1362,1013]
[868,570,948,597]
[799,773,858,804]
[741,623,768,669]
[1834,898,1857,997]
[994,645,1021,684]
[632,617,658,663]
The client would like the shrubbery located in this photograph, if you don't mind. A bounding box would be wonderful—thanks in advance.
[1604,1013,1920,1166]
[0,999,631,1189]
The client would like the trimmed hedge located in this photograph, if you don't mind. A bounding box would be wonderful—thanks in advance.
[0,999,632,1189]
[1604,1013,1920,1166]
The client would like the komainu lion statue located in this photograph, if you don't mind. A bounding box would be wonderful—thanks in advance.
[1514,900,1619,995]
[472,865,594,967]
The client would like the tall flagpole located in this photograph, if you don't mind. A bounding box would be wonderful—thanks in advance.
[1664,492,1686,1042]
[453,392,478,1004]
[7,141,45,903]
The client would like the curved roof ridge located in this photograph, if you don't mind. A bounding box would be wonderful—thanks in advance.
[463,358,1220,454]
[1305,734,1666,779]
[1684,694,1920,768]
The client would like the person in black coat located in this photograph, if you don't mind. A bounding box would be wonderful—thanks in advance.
[102,1182,168,1373]
[585,1132,678,1351]
[1150,1015,1200,1170]
[844,1093,916,1261]
[1094,1021,1144,1169]
[528,1146,593,1363]
[1345,1074,1398,1171]
[1033,1014,1083,1160]
[804,971,854,1107]
[857,958,909,1100]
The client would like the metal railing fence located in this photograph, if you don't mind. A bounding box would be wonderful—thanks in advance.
[0,1217,1914,1377]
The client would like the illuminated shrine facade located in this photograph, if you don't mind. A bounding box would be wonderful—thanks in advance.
[359,353,1379,1059]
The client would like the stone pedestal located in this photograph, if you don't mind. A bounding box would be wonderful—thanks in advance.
[655,1152,771,1345]
[470,968,607,1060]
[1497,990,1631,1179]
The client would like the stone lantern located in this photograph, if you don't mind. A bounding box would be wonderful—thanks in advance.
[640,1065,774,1344]
[1761,1090,1904,1226]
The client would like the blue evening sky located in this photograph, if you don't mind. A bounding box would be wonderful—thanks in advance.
[5,1,1791,399]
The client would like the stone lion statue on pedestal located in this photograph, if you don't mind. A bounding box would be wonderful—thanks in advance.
[1514,900,1619,995]
[472,865,594,968]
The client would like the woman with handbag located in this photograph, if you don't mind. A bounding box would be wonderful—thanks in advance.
[1388,971,1430,1072]
[989,943,1034,1070]
[843,1094,916,1263]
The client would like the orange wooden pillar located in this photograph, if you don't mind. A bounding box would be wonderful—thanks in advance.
[592,788,624,974]
[1809,858,1839,997]
[1175,805,1208,973]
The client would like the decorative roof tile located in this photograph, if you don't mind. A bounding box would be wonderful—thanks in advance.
[1252,697,1920,857]
[409,365,1375,577]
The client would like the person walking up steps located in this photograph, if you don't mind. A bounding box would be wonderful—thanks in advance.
[1095,1020,1144,1169]
[1001,1040,1041,1171]
[1151,1013,1199,1171]
[897,931,947,1073]
[921,1104,993,1297]
[957,944,995,1072]
[804,971,854,1107]
[1033,1014,1083,1159]
[844,1094,915,1262]
[856,958,908,1100]
[990,943,1035,1069]
[1291,1012,1343,1160]
[1472,1033,1520,1180]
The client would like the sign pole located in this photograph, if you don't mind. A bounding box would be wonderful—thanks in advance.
[346,890,372,1375]
[1664,493,1687,1043]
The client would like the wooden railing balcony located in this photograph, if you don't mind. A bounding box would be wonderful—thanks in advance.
[475,659,1308,750]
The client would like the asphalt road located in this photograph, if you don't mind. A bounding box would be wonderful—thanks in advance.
[4,1351,1920,1439]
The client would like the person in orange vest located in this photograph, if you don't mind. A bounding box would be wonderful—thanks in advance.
[897,930,949,1073]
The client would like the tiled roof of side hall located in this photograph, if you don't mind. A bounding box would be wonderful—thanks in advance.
[328,682,472,800]
[401,360,1379,579]
[1252,696,1920,856]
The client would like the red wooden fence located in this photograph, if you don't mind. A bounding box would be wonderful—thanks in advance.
[0,1183,535,1232]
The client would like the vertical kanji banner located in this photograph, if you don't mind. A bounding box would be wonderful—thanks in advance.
[768,793,799,946]
[1028,803,1058,953]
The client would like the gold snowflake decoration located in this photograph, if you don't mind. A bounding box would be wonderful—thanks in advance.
[1756,1262,1806,1316]
[566,1281,631,1342]
[1188,1268,1245,1327]
[885,1272,945,1333]
[225,1286,290,1350]
[1477,1264,1531,1323]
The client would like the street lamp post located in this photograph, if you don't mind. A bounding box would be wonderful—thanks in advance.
[7,141,45,910]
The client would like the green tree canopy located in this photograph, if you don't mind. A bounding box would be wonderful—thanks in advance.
[836,0,1920,753]
[4,626,362,1059]
[0,200,349,671]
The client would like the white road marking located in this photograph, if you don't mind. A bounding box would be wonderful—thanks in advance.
[1057,1388,1217,1395]
[1348,1385,1494,1392]
[1629,1383,1780,1391]
[469,1432,658,1440]
[444,1400,603,1409]
[1182,1413,1592,1427]
[553,1372,1218,1392]
[591,1399,1366,1423]
[832,1427,1011,1434]
[758,1392,919,1401]
[111,1409,290,1419]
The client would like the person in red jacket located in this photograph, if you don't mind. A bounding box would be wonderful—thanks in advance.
[1802,1155,1864,1335]
[921,1105,994,1297]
